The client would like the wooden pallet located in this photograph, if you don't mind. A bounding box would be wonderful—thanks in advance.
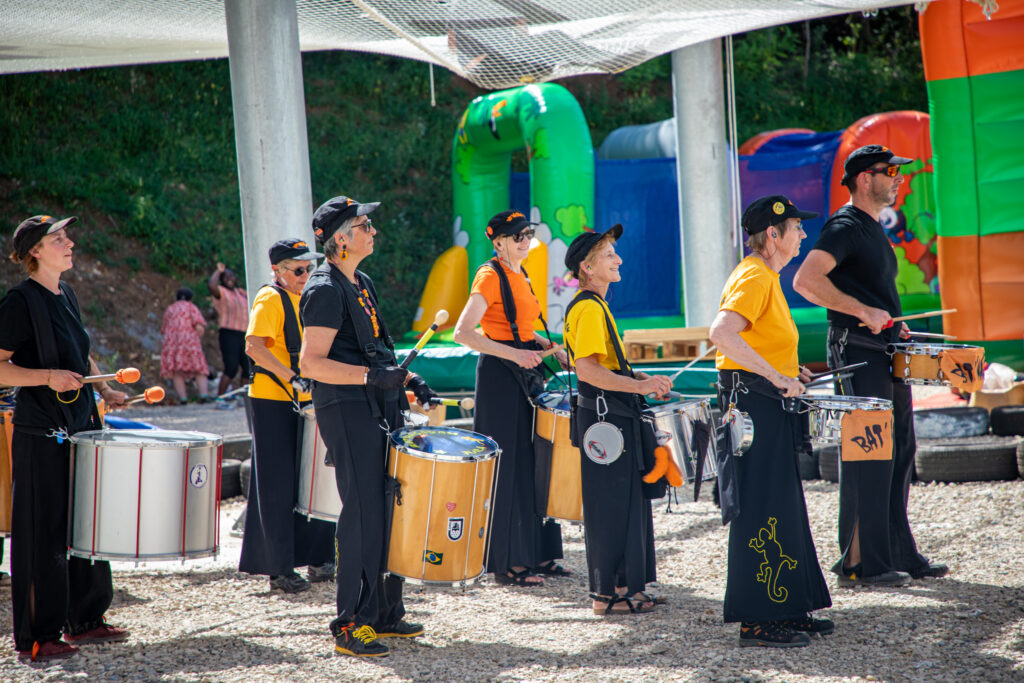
[622,327,712,363]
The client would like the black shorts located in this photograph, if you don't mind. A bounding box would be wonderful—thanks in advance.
[218,328,250,379]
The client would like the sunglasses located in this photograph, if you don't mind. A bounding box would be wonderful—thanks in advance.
[283,264,314,276]
[353,219,374,234]
[510,228,536,243]
[864,164,901,178]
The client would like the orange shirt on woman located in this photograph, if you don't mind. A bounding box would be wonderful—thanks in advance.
[470,261,541,343]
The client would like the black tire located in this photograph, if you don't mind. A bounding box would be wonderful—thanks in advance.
[915,435,1021,483]
[220,458,242,499]
[798,446,820,481]
[817,445,839,482]
[913,407,989,439]
[990,405,1024,437]
[240,458,251,498]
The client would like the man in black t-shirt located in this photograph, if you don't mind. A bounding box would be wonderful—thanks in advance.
[794,145,948,587]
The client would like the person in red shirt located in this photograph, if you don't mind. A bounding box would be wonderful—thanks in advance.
[453,210,570,587]
[208,262,250,397]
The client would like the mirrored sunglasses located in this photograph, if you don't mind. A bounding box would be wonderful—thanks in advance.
[510,228,536,243]
[864,164,901,178]
[284,264,314,275]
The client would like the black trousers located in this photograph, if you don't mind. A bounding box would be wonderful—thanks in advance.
[314,391,404,632]
[218,328,250,380]
[239,397,335,577]
[473,352,562,574]
[718,372,831,623]
[828,328,928,576]
[576,389,656,597]
[11,431,113,651]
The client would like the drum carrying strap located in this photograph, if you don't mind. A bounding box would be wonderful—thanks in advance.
[250,283,303,410]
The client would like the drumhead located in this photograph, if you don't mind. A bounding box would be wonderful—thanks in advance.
[534,390,571,416]
[889,342,977,355]
[69,428,222,448]
[390,426,499,462]
[647,398,708,418]
[799,395,892,412]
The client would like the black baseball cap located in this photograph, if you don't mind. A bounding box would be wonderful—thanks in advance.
[269,238,323,265]
[485,210,536,240]
[11,215,78,259]
[564,224,623,278]
[741,195,817,236]
[841,144,914,184]
[311,196,379,245]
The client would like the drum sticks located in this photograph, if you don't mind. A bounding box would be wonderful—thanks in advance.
[400,309,448,370]
[667,345,717,383]
[428,396,475,410]
[125,386,166,405]
[539,343,562,359]
[81,367,140,384]
[858,308,957,328]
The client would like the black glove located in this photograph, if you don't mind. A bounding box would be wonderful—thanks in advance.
[366,366,408,391]
[406,374,438,406]
[289,374,312,394]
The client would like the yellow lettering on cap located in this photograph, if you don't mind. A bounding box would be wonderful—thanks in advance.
[772,202,785,215]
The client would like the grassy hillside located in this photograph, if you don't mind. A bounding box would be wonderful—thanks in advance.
[0,9,925,340]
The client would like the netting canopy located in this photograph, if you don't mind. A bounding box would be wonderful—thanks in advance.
[3,0,914,89]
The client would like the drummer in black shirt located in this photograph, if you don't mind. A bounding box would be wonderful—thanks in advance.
[0,215,130,661]
[794,145,948,587]
[299,196,436,657]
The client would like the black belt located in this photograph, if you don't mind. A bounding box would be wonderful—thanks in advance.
[577,394,639,418]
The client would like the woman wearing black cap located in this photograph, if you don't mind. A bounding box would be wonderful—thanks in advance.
[708,195,832,647]
[0,215,129,661]
[562,224,672,615]
[299,196,436,657]
[239,238,336,594]
[453,210,570,587]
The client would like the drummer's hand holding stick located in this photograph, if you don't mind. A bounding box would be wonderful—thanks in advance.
[45,369,83,393]
[798,365,814,383]
[637,373,672,400]
[540,343,568,370]
[772,373,805,398]
[405,373,438,407]
[399,309,448,370]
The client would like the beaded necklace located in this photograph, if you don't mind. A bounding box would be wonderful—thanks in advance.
[356,286,381,338]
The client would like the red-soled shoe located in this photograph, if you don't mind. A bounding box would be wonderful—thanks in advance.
[64,623,130,645]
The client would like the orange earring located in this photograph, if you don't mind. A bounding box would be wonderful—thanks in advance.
[341,244,348,260]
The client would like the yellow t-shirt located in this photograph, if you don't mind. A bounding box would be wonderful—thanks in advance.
[564,294,623,372]
[246,286,311,402]
[715,256,799,377]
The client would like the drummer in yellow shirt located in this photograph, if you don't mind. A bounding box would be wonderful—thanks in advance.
[709,195,831,648]
[563,224,672,616]
[239,239,336,594]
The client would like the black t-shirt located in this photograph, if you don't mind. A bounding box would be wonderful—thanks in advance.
[300,263,396,370]
[812,204,902,340]
[0,279,95,432]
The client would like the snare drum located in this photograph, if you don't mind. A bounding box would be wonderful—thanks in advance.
[890,342,985,391]
[0,409,12,537]
[798,395,893,461]
[386,426,499,586]
[646,398,719,484]
[533,391,582,522]
[69,429,222,562]
[296,407,429,522]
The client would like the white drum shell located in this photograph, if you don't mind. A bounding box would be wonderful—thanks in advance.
[70,429,221,562]
[646,398,718,484]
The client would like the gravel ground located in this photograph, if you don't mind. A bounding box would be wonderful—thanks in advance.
[2,393,1022,681]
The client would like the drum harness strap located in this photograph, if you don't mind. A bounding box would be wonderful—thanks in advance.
[249,283,303,413]
[8,280,99,442]
[827,326,889,397]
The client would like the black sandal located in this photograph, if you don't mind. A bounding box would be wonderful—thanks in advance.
[535,561,572,577]
[635,591,667,605]
[590,593,656,615]
[494,568,543,587]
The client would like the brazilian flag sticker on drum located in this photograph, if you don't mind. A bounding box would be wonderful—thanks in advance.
[424,549,444,565]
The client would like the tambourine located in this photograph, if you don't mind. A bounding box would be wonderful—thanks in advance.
[582,421,624,465]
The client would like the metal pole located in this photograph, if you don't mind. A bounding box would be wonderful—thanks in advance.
[224,0,314,306]
[671,41,736,328]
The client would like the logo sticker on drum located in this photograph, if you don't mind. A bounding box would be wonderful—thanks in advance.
[445,502,457,512]
[447,517,464,541]
[424,550,443,565]
[189,464,208,489]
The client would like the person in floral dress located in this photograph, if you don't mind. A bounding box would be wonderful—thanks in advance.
[160,287,210,402]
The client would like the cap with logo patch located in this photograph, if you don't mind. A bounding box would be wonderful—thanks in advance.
[11,215,78,260]
[311,196,379,245]
[741,195,817,236]
[269,238,323,265]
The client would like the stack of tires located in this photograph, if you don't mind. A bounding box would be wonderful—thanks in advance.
[815,405,1024,483]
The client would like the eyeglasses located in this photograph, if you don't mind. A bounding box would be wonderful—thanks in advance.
[864,164,901,178]
[510,228,536,243]
[353,219,374,234]
[283,264,314,276]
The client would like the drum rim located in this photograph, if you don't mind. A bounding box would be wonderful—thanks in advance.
[69,428,223,449]
[388,569,485,587]
[391,443,500,463]
[800,395,893,411]
[889,342,978,354]
[67,546,218,562]
[533,390,571,417]
[647,397,710,417]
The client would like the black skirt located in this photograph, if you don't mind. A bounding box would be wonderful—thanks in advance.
[718,370,831,623]
[473,347,562,572]
[575,383,656,597]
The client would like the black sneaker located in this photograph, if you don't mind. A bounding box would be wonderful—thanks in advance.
[836,570,912,588]
[738,622,811,648]
[307,562,336,583]
[909,562,949,579]
[269,572,311,594]
[374,621,424,638]
[335,623,389,657]
[779,614,835,636]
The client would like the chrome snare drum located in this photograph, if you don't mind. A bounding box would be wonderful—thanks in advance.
[645,398,718,484]
[794,395,893,445]
[297,407,428,522]
[69,429,222,562]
